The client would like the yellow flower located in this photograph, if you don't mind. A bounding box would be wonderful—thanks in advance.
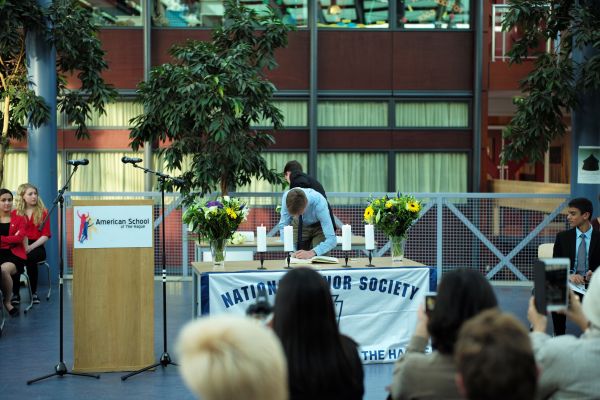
[406,201,420,213]
[225,207,237,219]
[385,201,393,209]
[364,206,374,221]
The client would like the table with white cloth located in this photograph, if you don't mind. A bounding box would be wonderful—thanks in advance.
[191,258,437,364]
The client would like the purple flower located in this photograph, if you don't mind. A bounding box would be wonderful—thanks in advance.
[206,200,223,208]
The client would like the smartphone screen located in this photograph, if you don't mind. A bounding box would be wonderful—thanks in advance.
[424,292,436,315]
[545,260,569,312]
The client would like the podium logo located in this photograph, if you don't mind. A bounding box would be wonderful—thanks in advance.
[76,210,95,243]
[332,294,344,324]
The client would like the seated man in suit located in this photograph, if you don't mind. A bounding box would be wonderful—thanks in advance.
[283,160,336,231]
[552,197,600,335]
[276,187,336,259]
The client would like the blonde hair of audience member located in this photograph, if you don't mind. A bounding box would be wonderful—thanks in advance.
[455,309,537,400]
[176,315,288,400]
[15,183,47,225]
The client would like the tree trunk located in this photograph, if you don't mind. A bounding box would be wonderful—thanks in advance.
[0,137,8,188]
[220,178,228,197]
[0,94,10,187]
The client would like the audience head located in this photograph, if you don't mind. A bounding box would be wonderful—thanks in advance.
[273,267,339,342]
[583,270,600,331]
[455,309,537,400]
[273,267,361,397]
[285,188,308,216]
[567,197,593,227]
[176,315,288,400]
[427,268,498,354]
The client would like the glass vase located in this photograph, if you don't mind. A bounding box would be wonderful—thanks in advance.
[209,238,227,268]
[389,236,407,263]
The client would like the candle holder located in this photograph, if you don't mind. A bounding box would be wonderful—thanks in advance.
[285,252,291,269]
[366,250,375,267]
[343,251,350,268]
[257,252,266,270]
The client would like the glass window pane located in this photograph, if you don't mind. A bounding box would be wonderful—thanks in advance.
[395,152,467,192]
[319,101,388,127]
[253,101,308,128]
[399,0,470,29]
[395,102,468,128]
[319,0,389,28]
[65,100,143,129]
[4,152,64,189]
[237,152,308,194]
[68,151,145,192]
[317,152,387,194]
[88,0,142,26]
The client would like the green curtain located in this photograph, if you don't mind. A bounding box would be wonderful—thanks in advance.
[395,152,467,193]
[3,151,63,191]
[67,151,145,193]
[395,102,469,128]
[67,100,143,128]
[318,101,388,127]
[253,101,308,128]
[318,152,388,204]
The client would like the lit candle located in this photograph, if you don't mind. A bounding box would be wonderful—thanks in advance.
[342,224,352,251]
[283,225,294,252]
[256,226,267,252]
[365,224,375,250]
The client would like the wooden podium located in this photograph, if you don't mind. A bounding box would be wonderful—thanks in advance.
[72,200,155,372]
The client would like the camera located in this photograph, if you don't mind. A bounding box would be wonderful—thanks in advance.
[246,287,273,323]
[424,292,436,316]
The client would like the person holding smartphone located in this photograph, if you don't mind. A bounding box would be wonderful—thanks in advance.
[527,272,600,399]
[552,197,600,335]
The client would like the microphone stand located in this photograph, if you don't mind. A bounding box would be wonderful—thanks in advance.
[28,165,100,385]
[121,163,179,381]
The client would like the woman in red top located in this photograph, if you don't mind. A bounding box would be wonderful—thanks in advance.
[0,188,26,316]
[12,183,50,305]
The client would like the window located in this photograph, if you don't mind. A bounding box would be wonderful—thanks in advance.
[395,152,467,192]
[318,152,387,195]
[67,151,145,192]
[3,152,64,190]
[395,101,469,128]
[89,0,142,26]
[236,152,308,193]
[253,101,308,128]
[64,100,143,129]
[399,0,470,29]
[319,101,388,127]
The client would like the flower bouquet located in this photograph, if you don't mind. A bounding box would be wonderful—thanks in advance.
[363,193,422,261]
[183,196,249,267]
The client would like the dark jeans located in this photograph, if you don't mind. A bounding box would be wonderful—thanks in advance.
[13,245,46,296]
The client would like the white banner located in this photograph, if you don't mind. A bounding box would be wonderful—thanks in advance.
[73,205,153,249]
[200,267,436,364]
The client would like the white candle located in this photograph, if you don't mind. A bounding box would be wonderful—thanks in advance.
[365,224,375,250]
[342,224,352,251]
[256,226,267,252]
[283,225,294,252]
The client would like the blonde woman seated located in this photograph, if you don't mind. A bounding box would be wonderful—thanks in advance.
[177,314,288,400]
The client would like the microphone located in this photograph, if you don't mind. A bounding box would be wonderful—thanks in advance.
[121,156,143,164]
[66,159,89,166]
